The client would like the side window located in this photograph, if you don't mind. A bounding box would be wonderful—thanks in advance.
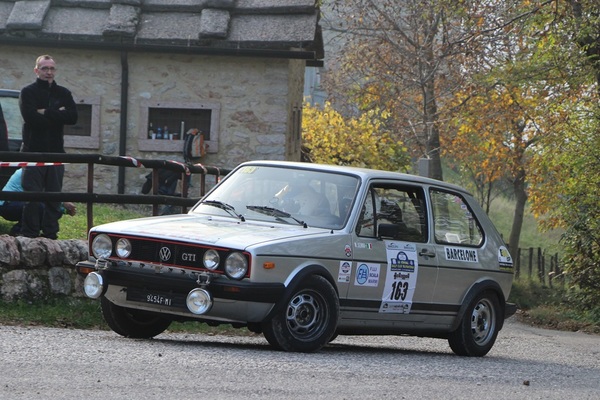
[356,184,427,242]
[430,189,483,246]
[63,97,101,149]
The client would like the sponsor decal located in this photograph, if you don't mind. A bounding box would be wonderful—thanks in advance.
[391,251,416,273]
[338,261,352,283]
[444,246,479,263]
[344,244,352,258]
[354,263,380,287]
[498,246,513,269]
[386,242,401,250]
[380,242,419,314]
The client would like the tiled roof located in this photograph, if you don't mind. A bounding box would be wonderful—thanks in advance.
[0,0,323,60]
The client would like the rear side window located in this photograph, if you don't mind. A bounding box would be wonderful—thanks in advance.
[430,189,483,246]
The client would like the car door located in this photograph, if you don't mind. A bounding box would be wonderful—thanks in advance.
[428,188,489,306]
[344,181,438,323]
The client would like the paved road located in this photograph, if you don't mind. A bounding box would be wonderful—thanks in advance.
[0,319,598,400]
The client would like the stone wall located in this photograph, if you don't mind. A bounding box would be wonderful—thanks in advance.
[0,235,89,302]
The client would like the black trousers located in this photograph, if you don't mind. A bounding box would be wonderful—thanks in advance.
[21,165,64,238]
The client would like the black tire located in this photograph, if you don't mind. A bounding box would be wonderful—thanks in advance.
[328,332,339,343]
[262,275,339,352]
[448,291,501,357]
[101,297,172,339]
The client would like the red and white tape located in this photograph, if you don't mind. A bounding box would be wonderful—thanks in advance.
[0,162,66,167]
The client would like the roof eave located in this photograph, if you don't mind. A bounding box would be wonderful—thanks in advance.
[0,36,320,60]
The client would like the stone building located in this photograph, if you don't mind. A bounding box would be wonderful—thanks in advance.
[0,0,323,194]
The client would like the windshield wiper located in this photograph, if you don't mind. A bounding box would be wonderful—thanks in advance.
[202,200,245,221]
[246,205,307,228]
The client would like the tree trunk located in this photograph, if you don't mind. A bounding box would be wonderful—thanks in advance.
[508,168,527,252]
[423,56,443,181]
[427,125,443,181]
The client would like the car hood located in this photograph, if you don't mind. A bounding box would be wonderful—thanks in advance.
[90,213,330,249]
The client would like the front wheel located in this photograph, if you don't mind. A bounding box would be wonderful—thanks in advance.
[262,275,339,352]
[101,297,172,338]
[448,291,501,357]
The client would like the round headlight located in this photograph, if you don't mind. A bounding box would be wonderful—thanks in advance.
[186,288,213,315]
[83,272,104,299]
[115,238,132,258]
[92,234,113,259]
[203,249,220,270]
[225,252,248,280]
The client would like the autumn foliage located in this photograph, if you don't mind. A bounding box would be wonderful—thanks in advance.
[302,102,411,172]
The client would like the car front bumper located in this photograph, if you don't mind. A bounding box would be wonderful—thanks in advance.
[77,260,285,322]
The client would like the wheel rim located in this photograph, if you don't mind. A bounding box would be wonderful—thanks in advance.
[470,298,496,346]
[285,290,328,341]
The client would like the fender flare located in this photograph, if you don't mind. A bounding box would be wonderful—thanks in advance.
[263,264,338,321]
[450,279,507,332]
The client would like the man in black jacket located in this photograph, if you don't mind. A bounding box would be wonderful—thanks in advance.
[18,55,77,239]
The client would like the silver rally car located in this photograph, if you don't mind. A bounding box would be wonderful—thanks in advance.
[78,160,516,356]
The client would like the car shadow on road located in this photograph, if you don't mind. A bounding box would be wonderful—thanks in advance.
[146,333,455,357]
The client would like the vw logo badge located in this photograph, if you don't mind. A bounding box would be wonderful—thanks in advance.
[159,247,172,262]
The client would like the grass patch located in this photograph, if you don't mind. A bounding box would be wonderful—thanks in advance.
[508,279,565,310]
[509,279,600,334]
[0,203,148,240]
[0,297,255,335]
[0,297,106,330]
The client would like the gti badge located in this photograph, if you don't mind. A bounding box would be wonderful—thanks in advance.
[182,253,196,262]
[159,246,172,262]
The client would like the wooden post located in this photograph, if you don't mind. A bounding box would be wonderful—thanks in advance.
[515,248,521,279]
[549,255,554,288]
[538,247,545,284]
[528,247,534,279]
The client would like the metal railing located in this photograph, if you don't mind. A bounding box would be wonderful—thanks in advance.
[0,151,232,232]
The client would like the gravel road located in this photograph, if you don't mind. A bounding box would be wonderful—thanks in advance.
[1,319,598,400]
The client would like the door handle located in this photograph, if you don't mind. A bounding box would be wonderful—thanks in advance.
[418,248,436,258]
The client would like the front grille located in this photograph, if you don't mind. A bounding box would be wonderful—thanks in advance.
[111,236,230,271]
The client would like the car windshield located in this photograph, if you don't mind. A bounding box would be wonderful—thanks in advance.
[191,165,360,229]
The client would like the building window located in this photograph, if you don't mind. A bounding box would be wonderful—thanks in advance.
[139,100,220,154]
[64,96,101,149]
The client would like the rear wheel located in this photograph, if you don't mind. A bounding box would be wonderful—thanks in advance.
[101,297,171,338]
[262,275,339,352]
[448,291,501,357]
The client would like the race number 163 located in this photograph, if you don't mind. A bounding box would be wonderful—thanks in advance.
[390,280,408,301]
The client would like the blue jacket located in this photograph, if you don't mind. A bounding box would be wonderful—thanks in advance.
[0,168,23,206]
